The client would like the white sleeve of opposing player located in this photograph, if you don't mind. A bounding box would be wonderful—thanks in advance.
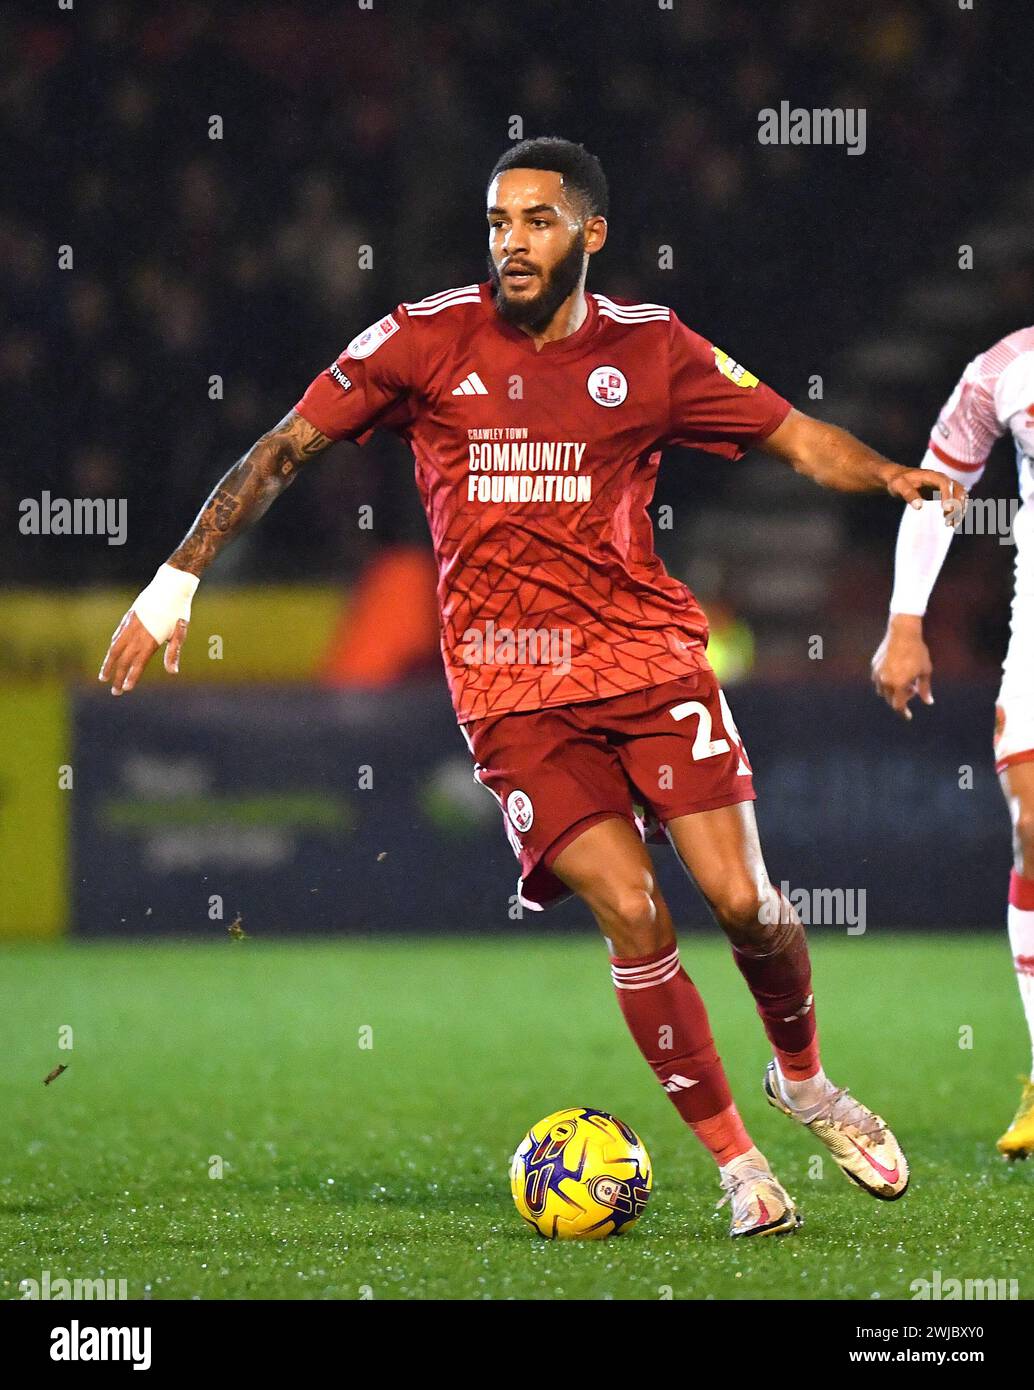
[931,349,1002,469]
[993,351,1034,433]
[888,447,979,616]
[888,348,1003,616]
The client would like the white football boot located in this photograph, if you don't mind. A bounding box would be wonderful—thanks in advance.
[764,1061,909,1200]
[716,1150,801,1238]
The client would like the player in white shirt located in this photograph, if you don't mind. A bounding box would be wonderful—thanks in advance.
[871,327,1034,1158]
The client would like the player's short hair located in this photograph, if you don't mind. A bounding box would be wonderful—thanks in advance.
[488,137,609,219]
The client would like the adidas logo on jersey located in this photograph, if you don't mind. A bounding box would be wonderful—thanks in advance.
[451,372,488,396]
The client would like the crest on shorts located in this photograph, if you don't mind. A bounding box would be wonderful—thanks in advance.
[506,789,534,834]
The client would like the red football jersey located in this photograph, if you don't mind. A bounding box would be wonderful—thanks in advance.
[295,282,791,723]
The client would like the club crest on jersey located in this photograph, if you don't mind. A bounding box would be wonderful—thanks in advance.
[346,314,400,360]
[506,790,534,834]
[587,365,628,408]
[712,347,759,389]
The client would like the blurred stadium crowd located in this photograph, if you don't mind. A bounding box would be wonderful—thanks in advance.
[2,0,1027,676]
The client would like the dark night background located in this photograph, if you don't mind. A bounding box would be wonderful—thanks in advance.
[3,0,1030,680]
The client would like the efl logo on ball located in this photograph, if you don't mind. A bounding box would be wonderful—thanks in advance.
[510,1107,653,1239]
[506,790,534,833]
[587,365,627,408]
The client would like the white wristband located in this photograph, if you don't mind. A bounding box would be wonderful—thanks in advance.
[132,564,200,644]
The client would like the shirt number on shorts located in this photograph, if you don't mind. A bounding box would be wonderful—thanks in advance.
[670,691,752,774]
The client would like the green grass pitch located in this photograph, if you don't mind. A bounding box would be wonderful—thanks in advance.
[1,933,1029,1300]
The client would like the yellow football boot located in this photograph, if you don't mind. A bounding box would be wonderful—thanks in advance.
[997,1078,1034,1160]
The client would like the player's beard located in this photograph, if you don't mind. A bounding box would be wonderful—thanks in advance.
[488,231,586,333]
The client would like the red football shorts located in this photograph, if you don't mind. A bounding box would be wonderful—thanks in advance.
[461,668,755,911]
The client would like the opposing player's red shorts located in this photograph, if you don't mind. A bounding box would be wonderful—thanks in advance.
[462,667,755,911]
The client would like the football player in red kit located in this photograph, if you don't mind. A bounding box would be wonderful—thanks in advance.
[101,138,964,1236]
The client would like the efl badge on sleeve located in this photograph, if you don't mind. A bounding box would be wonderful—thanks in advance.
[346,314,400,360]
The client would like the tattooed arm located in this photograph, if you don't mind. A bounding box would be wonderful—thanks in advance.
[168,411,332,575]
[100,411,332,695]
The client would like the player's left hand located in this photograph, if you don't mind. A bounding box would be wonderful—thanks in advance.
[886,468,967,525]
[99,612,188,696]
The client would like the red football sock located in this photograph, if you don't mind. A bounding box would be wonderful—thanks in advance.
[610,941,753,1165]
[731,891,821,1081]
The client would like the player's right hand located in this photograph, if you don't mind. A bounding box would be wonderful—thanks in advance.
[870,615,933,721]
[99,613,189,696]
